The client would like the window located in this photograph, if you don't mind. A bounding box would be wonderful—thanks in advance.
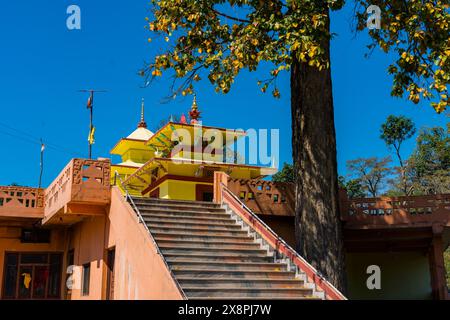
[21,229,51,243]
[82,263,91,296]
[2,252,62,299]
[273,194,279,203]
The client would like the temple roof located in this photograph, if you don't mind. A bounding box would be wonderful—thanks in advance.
[127,127,154,141]
[110,98,155,155]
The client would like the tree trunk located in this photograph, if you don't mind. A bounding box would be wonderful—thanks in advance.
[290,15,347,293]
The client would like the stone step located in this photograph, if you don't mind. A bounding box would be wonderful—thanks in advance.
[164,253,274,263]
[146,221,242,230]
[177,278,305,289]
[157,239,261,250]
[172,269,296,280]
[148,225,248,237]
[135,203,225,213]
[142,213,233,223]
[160,246,268,256]
[170,261,288,272]
[154,233,254,243]
[183,287,313,298]
[139,208,231,218]
[131,197,220,208]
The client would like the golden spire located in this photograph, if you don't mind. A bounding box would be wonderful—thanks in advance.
[189,94,201,123]
[138,98,147,128]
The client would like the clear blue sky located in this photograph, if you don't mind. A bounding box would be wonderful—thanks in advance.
[0,1,447,187]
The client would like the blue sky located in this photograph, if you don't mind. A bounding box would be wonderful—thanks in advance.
[0,1,447,187]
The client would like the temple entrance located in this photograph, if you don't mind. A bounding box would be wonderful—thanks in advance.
[2,252,63,300]
[195,184,214,202]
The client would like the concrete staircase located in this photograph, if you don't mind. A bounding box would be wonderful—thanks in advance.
[130,197,322,300]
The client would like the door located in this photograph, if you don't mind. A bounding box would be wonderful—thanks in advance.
[2,252,62,300]
[195,184,214,202]
[106,248,115,300]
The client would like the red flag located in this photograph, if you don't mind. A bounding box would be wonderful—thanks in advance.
[86,94,93,109]
[180,114,187,124]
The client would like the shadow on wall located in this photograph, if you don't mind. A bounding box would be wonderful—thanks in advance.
[346,252,432,300]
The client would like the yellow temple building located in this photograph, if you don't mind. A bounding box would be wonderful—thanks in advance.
[110,97,277,201]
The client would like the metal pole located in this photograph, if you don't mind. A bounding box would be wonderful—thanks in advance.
[79,89,106,159]
[89,92,93,159]
[38,139,44,188]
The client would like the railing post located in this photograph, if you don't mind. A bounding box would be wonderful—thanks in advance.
[213,171,229,204]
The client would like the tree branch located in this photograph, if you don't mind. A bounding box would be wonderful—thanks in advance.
[211,8,250,23]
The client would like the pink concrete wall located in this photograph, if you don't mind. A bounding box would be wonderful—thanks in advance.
[69,216,107,300]
[105,187,184,300]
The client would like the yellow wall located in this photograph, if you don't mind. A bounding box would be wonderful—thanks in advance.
[346,252,432,299]
[122,148,153,164]
[148,179,213,201]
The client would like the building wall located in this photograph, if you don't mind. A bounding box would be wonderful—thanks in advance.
[0,226,68,299]
[156,180,212,201]
[105,187,183,299]
[258,215,296,248]
[68,216,107,300]
[346,252,432,300]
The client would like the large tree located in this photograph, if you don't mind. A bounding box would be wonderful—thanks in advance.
[142,0,449,291]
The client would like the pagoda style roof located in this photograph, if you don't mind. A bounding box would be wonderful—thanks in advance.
[127,127,154,141]
[145,122,246,151]
[122,156,277,188]
[110,98,154,155]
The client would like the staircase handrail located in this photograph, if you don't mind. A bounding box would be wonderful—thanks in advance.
[221,182,346,300]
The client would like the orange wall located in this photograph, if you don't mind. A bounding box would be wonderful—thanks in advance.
[65,188,184,300]
[68,216,107,300]
[0,226,68,299]
[104,187,184,300]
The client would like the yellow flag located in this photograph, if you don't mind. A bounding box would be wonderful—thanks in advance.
[22,273,31,289]
[88,126,96,145]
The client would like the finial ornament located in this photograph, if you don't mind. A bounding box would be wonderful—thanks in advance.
[189,94,201,124]
[138,98,147,128]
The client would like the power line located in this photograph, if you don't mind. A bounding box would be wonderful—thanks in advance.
[0,125,83,157]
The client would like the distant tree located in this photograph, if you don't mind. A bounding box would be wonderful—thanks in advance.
[339,176,366,198]
[380,115,416,195]
[346,157,392,197]
[408,126,450,194]
[272,163,295,183]
[9,183,21,187]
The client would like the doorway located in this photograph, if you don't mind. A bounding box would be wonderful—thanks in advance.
[2,252,63,300]
[105,247,115,300]
[195,184,214,202]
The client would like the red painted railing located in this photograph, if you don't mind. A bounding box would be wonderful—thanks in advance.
[340,192,450,227]
[215,172,346,300]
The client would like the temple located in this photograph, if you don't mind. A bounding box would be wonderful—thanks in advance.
[111,97,276,200]
[0,98,448,300]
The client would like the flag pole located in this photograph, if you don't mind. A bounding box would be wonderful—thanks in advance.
[89,91,94,159]
[79,89,106,159]
[39,139,44,188]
